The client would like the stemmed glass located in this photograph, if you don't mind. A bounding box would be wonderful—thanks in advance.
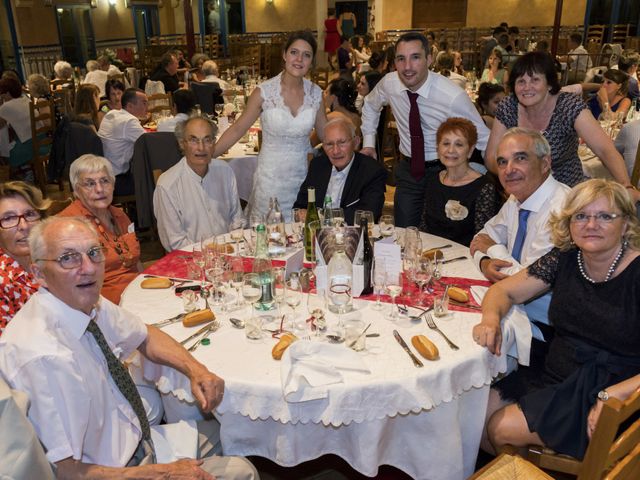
[192,241,206,290]
[354,210,374,233]
[379,214,395,238]
[242,273,262,322]
[229,256,245,309]
[230,227,244,256]
[271,267,286,316]
[384,270,403,322]
[290,208,305,247]
[371,257,386,310]
[285,277,304,336]
[413,258,433,305]
[307,290,327,336]
[331,208,346,227]
[205,259,227,308]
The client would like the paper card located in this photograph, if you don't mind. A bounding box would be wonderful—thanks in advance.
[374,238,402,277]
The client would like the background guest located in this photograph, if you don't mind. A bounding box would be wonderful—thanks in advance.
[52,60,73,86]
[201,60,231,90]
[419,118,499,246]
[188,53,209,83]
[0,77,35,180]
[102,78,125,113]
[480,48,509,89]
[27,73,63,124]
[337,36,354,79]
[150,52,181,93]
[0,181,49,335]
[615,118,640,179]
[73,84,104,130]
[157,89,198,133]
[618,51,639,102]
[351,35,371,70]
[337,4,356,40]
[323,78,361,133]
[435,51,467,90]
[587,68,631,120]
[485,51,637,201]
[324,8,340,70]
[476,179,640,461]
[355,71,382,113]
[475,82,506,129]
[58,154,141,304]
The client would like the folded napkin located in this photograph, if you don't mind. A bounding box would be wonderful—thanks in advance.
[470,286,532,368]
[281,341,371,403]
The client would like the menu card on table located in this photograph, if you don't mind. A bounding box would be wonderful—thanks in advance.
[374,237,402,277]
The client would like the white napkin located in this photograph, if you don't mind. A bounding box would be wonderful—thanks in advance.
[470,286,532,368]
[281,341,371,403]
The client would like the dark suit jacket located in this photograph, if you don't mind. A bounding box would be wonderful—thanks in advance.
[294,152,387,224]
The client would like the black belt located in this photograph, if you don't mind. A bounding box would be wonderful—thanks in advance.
[400,154,440,168]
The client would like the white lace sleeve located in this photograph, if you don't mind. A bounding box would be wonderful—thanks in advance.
[259,73,282,110]
[305,80,323,112]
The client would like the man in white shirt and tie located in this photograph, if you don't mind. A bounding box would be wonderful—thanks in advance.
[470,128,570,345]
[360,32,489,227]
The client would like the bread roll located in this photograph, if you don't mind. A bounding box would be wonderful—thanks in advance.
[182,309,215,327]
[272,333,298,360]
[448,286,469,303]
[421,248,444,261]
[411,335,439,360]
[141,277,173,289]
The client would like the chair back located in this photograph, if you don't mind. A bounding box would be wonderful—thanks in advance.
[29,97,56,194]
[190,81,223,115]
[147,92,173,120]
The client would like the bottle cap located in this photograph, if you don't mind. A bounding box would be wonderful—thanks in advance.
[201,338,210,346]
[256,223,266,232]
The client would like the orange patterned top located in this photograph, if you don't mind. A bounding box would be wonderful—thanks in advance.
[0,248,39,336]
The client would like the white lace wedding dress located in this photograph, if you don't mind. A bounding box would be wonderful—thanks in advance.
[245,73,322,221]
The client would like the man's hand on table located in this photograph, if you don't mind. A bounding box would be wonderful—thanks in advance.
[469,233,496,255]
[190,366,225,412]
[480,258,512,283]
[472,317,502,356]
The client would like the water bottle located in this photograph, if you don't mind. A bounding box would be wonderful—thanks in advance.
[304,188,320,262]
[327,232,353,314]
[266,197,286,257]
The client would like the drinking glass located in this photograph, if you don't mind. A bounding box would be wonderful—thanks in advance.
[329,277,351,328]
[229,256,245,308]
[230,228,244,256]
[403,226,422,264]
[285,277,305,336]
[192,242,206,288]
[379,214,395,238]
[242,273,262,322]
[290,208,305,246]
[331,208,346,227]
[413,258,433,305]
[371,257,386,311]
[384,270,403,322]
[307,290,327,335]
[344,318,366,351]
[205,260,227,308]
[354,210,374,234]
[433,293,449,318]
[271,267,286,316]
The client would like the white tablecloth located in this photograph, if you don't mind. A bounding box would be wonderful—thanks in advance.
[220,142,258,201]
[120,234,522,480]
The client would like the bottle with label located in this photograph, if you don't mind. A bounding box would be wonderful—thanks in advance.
[327,232,353,315]
[359,218,374,295]
[266,197,286,257]
[252,224,275,310]
[304,187,320,262]
[323,195,334,226]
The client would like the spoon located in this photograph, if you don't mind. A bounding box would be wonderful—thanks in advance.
[229,317,245,329]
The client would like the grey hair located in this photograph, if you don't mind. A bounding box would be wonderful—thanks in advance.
[69,154,116,192]
[174,113,219,148]
[191,53,209,68]
[54,61,73,80]
[501,127,551,159]
[27,74,50,98]
[201,60,219,77]
[324,116,357,138]
[29,216,98,264]
[86,60,99,72]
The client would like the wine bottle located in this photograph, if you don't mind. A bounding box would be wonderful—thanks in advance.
[360,218,374,295]
[253,224,275,310]
[304,187,320,262]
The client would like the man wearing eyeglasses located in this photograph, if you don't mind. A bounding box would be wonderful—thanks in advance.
[154,114,245,251]
[0,216,258,479]
[293,117,387,224]
[469,128,570,355]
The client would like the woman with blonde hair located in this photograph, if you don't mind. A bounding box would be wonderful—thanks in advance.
[74,84,104,129]
[474,178,640,459]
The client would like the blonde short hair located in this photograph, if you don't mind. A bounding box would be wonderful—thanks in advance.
[549,179,640,251]
[0,181,51,213]
[69,154,116,192]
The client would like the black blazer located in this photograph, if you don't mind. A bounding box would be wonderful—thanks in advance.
[294,151,387,224]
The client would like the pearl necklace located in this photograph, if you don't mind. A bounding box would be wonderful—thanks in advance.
[577,240,628,284]
[442,168,473,186]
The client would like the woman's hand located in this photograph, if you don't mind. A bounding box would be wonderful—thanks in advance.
[587,399,604,439]
[472,317,502,355]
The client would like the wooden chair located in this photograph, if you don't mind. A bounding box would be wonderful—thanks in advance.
[469,453,553,479]
[45,197,73,216]
[147,93,173,120]
[52,86,74,117]
[586,24,606,45]
[29,97,56,195]
[611,25,631,46]
[311,67,330,90]
[630,137,640,188]
[527,388,640,480]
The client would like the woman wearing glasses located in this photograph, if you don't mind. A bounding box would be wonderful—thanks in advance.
[58,154,141,304]
[474,179,640,460]
[0,181,50,335]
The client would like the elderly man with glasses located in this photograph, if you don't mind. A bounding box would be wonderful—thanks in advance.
[154,114,245,251]
[294,117,387,224]
[0,216,258,479]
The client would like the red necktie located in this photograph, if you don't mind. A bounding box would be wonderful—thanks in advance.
[407,91,425,180]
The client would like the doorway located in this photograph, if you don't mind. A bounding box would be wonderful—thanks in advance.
[55,6,97,67]
[0,0,19,76]
[132,5,160,52]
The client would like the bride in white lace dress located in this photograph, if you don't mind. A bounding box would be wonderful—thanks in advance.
[213,31,327,221]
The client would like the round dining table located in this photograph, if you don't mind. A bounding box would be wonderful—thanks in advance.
[120,232,527,480]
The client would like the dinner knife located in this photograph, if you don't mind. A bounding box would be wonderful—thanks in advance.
[430,243,453,250]
[151,312,186,328]
[393,330,424,368]
[442,256,468,264]
[179,321,217,345]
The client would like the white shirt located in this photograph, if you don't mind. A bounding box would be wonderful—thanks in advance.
[98,109,146,175]
[202,75,231,90]
[83,70,109,97]
[472,175,570,337]
[154,157,246,251]
[157,112,189,133]
[447,71,468,90]
[615,119,640,179]
[0,289,148,466]
[568,45,593,73]
[0,95,32,143]
[361,71,489,160]
[326,155,355,207]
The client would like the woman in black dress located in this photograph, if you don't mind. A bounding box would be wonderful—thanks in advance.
[473,179,640,458]
[419,118,500,246]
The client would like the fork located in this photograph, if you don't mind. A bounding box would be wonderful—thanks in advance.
[187,324,217,352]
[425,314,459,350]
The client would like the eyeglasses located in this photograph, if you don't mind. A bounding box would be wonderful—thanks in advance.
[324,138,352,149]
[78,177,113,190]
[570,212,624,224]
[36,246,107,270]
[0,210,41,229]
[186,136,215,147]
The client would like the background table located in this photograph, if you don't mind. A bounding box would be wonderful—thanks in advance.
[120,233,520,480]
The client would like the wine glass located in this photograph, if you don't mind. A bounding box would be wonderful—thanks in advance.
[413,258,433,305]
[290,208,305,247]
[230,227,244,256]
[354,210,374,234]
[271,267,286,316]
[331,208,346,227]
[242,273,262,322]
[192,242,206,289]
[403,227,422,264]
[371,257,386,311]
[379,215,395,238]
[329,277,351,328]
[229,257,245,308]
[307,290,327,336]
[205,259,227,308]
[285,277,304,336]
[384,270,403,322]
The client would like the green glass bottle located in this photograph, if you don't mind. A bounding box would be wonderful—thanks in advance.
[304,187,320,262]
[252,224,275,310]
